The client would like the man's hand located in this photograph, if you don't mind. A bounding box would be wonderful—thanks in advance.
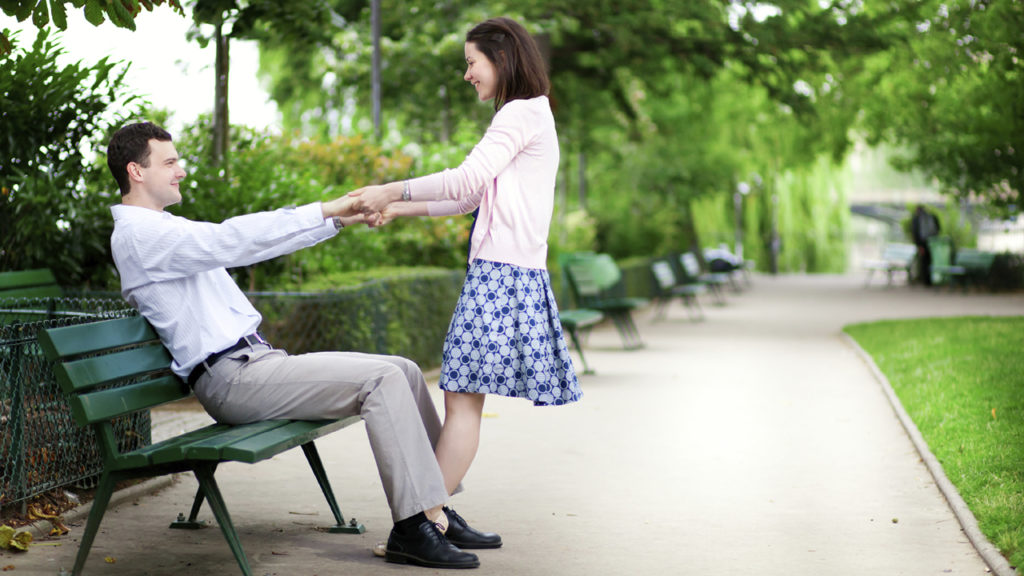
[322,194,359,219]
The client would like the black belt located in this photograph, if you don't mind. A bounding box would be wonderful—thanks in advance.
[187,333,269,389]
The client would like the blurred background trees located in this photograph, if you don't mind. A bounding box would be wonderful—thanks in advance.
[2,0,1022,288]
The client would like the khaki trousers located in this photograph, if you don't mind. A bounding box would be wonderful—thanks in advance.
[192,343,449,522]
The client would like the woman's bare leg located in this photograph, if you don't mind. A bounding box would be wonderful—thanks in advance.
[434,391,486,496]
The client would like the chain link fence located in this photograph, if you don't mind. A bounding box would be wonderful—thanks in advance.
[1,271,467,508]
[1,295,145,509]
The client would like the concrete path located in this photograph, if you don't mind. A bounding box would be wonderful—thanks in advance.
[4,274,1022,576]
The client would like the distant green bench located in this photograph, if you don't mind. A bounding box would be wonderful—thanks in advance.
[679,252,728,305]
[0,268,61,299]
[558,308,604,374]
[932,248,997,291]
[563,253,647,350]
[0,268,62,322]
[863,243,917,287]
[39,316,365,576]
[650,259,706,321]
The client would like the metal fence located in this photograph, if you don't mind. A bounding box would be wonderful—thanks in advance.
[1,273,467,508]
[0,296,146,509]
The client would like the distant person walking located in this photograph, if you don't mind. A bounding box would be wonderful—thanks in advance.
[911,204,941,286]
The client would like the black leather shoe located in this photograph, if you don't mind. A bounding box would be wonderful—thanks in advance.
[443,506,502,549]
[386,519,480,569]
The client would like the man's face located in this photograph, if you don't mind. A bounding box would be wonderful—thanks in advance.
[135,139,185,207]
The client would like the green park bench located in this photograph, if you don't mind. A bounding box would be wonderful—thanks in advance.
[558,308,604,374]
[678,252,729,304]
[38,316,365,576]
[563,253,647,350]
[0,268,62,322]
[862,243,917,287]
[0,268,61,299]
[931,248,998,292]
[650,259,706,322]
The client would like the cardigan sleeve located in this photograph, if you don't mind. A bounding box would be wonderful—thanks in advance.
[408,100,534,202]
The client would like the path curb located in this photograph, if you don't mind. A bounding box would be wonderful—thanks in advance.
[843,332,1018,576]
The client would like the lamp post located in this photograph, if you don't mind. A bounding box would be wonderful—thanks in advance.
[734,181,750,261]
[371,0,381,142]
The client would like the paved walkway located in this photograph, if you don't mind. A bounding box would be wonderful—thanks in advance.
[5,274,1023,575]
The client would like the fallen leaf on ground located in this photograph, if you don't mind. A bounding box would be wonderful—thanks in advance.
[104,556,116,564]
[0,526,33,551]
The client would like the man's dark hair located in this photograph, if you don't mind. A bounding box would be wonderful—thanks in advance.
[107,122,173,196]
[466,17,550,112]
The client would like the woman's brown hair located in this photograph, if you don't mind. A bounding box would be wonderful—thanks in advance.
[466,17,550,111]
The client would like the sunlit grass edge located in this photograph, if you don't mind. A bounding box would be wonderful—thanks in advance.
[844,316,1024,571]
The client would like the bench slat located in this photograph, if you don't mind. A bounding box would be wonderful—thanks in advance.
[73,375,187,425]
[131,423,234,463]
[146,421,290,465]
[57,344,174,392]
[219,418,361,463]
[558,309,603,328]
[38,316,157,360]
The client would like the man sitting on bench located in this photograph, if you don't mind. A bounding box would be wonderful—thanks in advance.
[105,122,479,570]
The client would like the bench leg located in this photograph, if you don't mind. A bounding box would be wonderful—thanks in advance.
[193,463,253,576]
[71,471,117,576]
[565,325,595,375]
[711,284,726,305]
[170,466,215,530]
[611,312,643,350]
[651,297,667,319]
[301,442,366,534]
[684,294,704,322]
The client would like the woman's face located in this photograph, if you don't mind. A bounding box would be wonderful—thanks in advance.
[464,42,497,102]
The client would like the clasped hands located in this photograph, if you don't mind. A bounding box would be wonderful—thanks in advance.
[323,184,401,228]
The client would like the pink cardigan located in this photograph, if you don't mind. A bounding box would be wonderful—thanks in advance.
[409,96,559,270]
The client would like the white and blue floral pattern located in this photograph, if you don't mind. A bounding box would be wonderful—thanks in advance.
[440,259,582,406]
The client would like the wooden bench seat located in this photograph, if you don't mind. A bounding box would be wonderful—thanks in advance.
[38,316,364,576]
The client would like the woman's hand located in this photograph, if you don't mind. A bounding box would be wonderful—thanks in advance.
[347,183,401,214]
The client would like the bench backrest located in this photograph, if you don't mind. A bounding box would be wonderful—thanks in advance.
[563,253,622,302]
[650,260,677,291]
[37,316,188,429]
[955,249,997,269]
[0,268,61,299]
[679,252,702,280]
[881,243,917,264]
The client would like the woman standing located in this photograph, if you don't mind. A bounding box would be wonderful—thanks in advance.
[351,16,582,560]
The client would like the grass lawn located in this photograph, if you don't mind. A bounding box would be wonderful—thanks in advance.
[845,316,1023,571]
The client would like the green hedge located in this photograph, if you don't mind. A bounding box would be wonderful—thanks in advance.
[250,268,465,369]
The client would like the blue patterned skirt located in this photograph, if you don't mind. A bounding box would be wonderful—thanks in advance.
[439,259,582,406]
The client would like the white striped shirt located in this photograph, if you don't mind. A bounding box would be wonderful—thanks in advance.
[110,202,337,378]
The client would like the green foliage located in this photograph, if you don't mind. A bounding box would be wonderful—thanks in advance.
[0,31,137,287]
[165,117,470,290]
[859,0,1024,211]
[0,0,184,56]
[845,317,1024,570]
